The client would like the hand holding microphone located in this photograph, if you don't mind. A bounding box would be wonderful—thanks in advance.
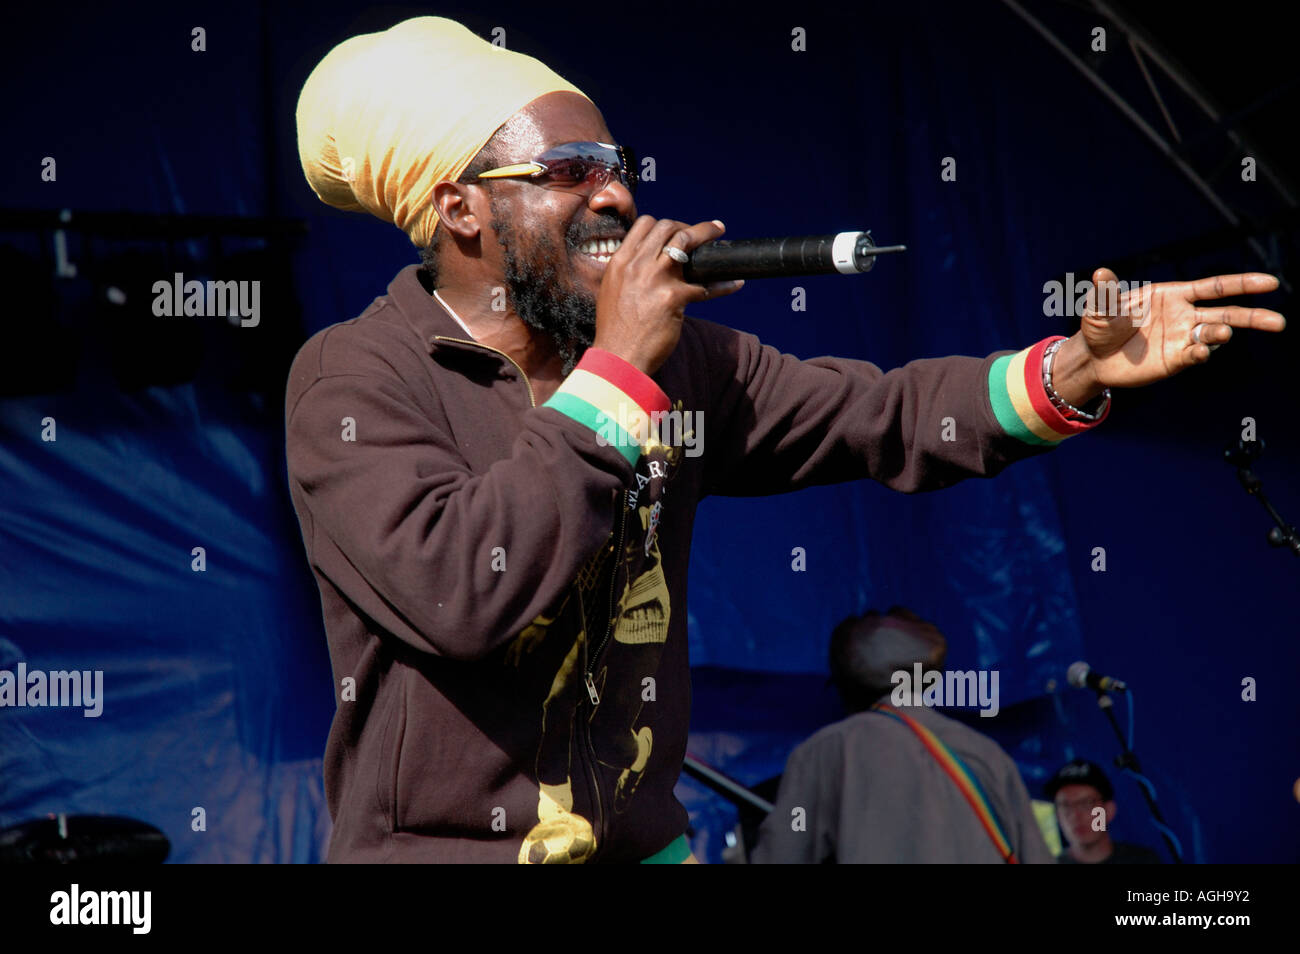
[593,216,744,376]
[593,221,905,376]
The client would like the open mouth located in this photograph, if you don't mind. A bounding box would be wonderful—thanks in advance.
[575,237,623,264]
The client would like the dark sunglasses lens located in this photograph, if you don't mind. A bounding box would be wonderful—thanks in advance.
[542,157,630,194]
[543,158,592,186]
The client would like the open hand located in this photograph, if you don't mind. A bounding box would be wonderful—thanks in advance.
[1077,267,1285,390]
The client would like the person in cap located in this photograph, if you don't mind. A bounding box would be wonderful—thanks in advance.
[751,608,1054,863]
[287,17,1284,863]
[1046,759,1163,864]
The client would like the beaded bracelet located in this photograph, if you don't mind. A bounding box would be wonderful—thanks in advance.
[1042,338,1111,422]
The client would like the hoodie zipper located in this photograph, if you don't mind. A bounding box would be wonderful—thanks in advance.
[438,328,624,859]
[579,490,628,862]
[584,491,628,706]
[431,335,536,408]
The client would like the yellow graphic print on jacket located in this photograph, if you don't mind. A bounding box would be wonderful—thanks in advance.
[514,500,671,864]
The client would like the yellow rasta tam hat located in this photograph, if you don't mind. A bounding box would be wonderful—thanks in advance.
[295,16,589,248]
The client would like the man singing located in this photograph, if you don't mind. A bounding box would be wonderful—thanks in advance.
[287,16,1284,863]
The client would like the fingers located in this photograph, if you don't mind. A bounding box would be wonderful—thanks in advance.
[669,221,740,302]
[629,217,723,267]
[614,215,741,313]
[683,279,745,303]
[632,217,688,267]
[1188,319,1234,347]
[1092,267,1119,297]
[1184,303,1285,365]
[1193,304,1286,332]
[620,213,658,246]
[674,218,727,253]
[1184,272,1280,302]
[1085,267,1121,318]
[610,214,659,268]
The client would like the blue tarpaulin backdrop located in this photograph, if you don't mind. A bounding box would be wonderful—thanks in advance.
[2,2,1296,863]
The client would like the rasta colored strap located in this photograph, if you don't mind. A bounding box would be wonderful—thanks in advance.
[871,702,1019,864]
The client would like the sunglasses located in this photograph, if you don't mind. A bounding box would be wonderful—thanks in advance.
[469,141,638,197]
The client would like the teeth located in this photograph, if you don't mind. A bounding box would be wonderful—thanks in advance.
[578,238,623,257]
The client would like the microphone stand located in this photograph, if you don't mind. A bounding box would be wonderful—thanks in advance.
[1224,438,1300,560]
[682,755,774,814]
[1091,689,1184,863]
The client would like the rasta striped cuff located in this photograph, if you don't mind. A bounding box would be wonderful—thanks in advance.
[640,834,692,864]
[988,336,1109,445]
[542,348,672,466]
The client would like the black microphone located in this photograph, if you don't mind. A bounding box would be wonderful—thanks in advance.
[680,231,905,283]
[1067,661,1128,693]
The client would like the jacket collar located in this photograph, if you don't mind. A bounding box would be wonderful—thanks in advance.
[386,264,506,364]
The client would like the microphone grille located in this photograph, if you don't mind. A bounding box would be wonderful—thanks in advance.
[1066,661,1090,689]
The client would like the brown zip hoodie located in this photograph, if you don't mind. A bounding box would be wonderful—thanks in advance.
[283,263,1105,863]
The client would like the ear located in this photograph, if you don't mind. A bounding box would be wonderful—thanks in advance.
[431,180,483,242]
[1104,799,1118,825]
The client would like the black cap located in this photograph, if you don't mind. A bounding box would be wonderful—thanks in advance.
[1044,759,1114,801]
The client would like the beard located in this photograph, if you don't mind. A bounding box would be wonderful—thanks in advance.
[490,195,628,376]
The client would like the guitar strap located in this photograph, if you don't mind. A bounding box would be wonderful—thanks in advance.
[870,702,1019,863]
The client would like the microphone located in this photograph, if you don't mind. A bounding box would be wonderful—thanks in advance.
[680,231,906,283]
[1068,661,1128,693]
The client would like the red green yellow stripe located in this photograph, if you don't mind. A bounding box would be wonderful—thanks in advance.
[988,336,1106,445]
[576,348,670,415]
[543,348,670,465]
[873,702,1019,863]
